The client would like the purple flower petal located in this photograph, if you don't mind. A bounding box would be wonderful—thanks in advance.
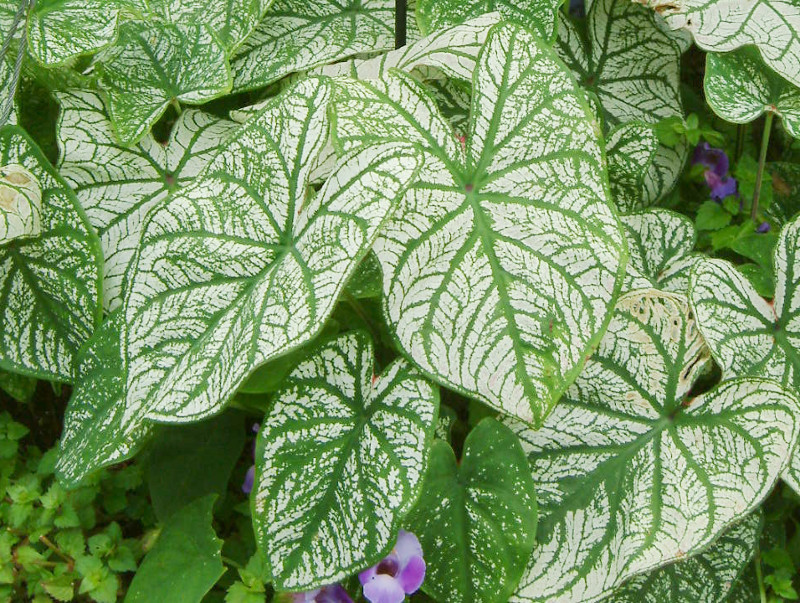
[693,142,729,177]
[362,575,406,603]
[705,172,738,200]
[290,589,321,603]
[394,530,423,566]
[397,554,425,594]
[242,465,255,494]
[359,564,378,585]
[317,585,353,603]
[757,222,771,233]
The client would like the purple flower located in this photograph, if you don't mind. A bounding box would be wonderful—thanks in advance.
[359,530,426,603]
[277,585,353,603]
[692,142,738,201]
[242,423,260,494]
[757,221,771,233]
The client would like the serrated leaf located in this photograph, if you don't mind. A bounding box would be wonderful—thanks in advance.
[253,331,438,590]
[0,164,42,243]
[555,0,687,207]
[696,199,733,231]
[97,20,231,145]
[507,291,799,603]
[0,126,102,381]
[332,22,626,426]
[645,0,800,89]
[231,0,395,93]
[56,90,238,311]
[404,418,537,603]
[121,77,421,428]
[57,312,154,487]
[125,495,224,603]
[705,47,800,139]
[621,209,699,294]
[416,0,563,42]
[604,512,762,602]
[25,0,128,66]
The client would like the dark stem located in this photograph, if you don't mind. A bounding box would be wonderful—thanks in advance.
[751,112,774,222]
[735,123,746,162]
[395,0,407,49]
[754,546,768,603]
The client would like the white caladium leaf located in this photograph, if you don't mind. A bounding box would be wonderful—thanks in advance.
[97,21,231,145]
[644,0,800,89]
[25,0,127,66]
[0,126,102,381]
[604,512,762,603]
[705,47,800,139]
[416,0,563,42]
[507,291,799,603]
[57,312,154,487]
[231,0,395,93]
[319,13,501,81]
[621,209,700,294]
[123,76,422,425]
[253,331,438,590]
[0,57,17,126]
[404,418,538,603]
[333,22,626,426]
[556,0,686,207]
[56,90,238,311]
[606,122,659,212]
[0,165,42,243]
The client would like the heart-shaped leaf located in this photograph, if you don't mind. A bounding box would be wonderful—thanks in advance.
[644,0,800,88]
[252,331,438,590]
[404,418,538,603]
[416,0,563,42]
[0,165,42,243]
[231,0,395,93]
[97,21,232,145]
[768,162,800,226]
[605,512,762,602]
[555,0,686,207]
[56,90,238,310]
[333,22,626,426]
[507,291,799,602]
[705,47,800,139]
[621,209,700,294]
[606,122,659,213]
[122,76,421,425]
[0,126,102,381]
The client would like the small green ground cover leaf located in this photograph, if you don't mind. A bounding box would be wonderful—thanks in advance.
[253,331,438,590]
[404,418,537,603]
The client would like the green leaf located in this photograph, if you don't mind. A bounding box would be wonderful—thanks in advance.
[404,418,537,603]
[332,22,627,426]
[645,0,800,88]
[555,0,687,207]
[416,0,563,42]
[124,495,224,603]
[0,126,102,382]
[56,90,238,311]
[252,331,438,590]
[97,21,232,145]
[231,0,395,93]
[705,47,800,139]
[121,77,421,428]
[507,291,799,602]
[146,411,245,521]
[695,199,733,231]
[41,574,76,601]
[57,312,154,487]
[768,162,800,225]
[605,512,762,602]
[620,209,699,294]
[0,370,36,403]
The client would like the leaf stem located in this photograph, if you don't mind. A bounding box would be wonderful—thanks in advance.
[395,0,406,49]
[751,112,774,222]
[38,534,74,569]
[221,555,244,571]
[171,98,183,116]
[735,123,746,161]
[754,546,768,603]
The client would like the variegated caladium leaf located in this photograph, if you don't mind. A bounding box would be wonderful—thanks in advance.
[0,57,18,126]
[56,90,238,311]
[769,161,800,226]
[416,0,563,42]
[404,418,538,603]
[705,47,800,139]
[0,126,102,382]
[643,0,800,89]
[57,311,154,487]
[606,122,659,212]
[122,76,422,425]
[621,209,700,294]
[506,291,800,603]
[97,21,232,145]
[332,22,627,426]
[604,512,762,603]
[231,0,395,93]
[252,331,438,590]
[556,0,686,207]
[0,164,42,243]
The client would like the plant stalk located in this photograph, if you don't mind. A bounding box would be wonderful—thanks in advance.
[395,0,407,49]
[754,547,768,603]
[735,123,746,161]
[751,112,774,222]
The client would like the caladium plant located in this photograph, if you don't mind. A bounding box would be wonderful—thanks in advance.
[1,0,800,601]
